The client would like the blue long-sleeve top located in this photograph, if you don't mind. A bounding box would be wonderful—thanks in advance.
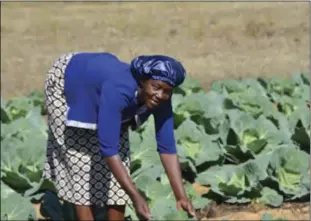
[63,52,177,157]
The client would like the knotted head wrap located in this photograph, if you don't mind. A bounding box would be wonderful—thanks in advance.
[130,55,187,87]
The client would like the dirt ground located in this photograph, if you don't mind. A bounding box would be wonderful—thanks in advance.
[2,2,309,221]
[1,2,309,98]
[201,202,309,221]
[192,183,309,221]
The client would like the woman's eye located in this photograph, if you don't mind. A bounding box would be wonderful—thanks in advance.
[152,85,160,90]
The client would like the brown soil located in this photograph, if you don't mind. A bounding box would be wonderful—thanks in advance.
[33,201,309,221]
[198,202,309,221]
[192,183,309,221]
[1,2,308,98]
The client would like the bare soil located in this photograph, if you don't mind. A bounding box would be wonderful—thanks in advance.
[200,202,309,221]
[192,183,309,221]
[1,2,309,98]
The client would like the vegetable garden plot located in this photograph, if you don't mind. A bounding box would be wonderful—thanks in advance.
[1,73,310,220]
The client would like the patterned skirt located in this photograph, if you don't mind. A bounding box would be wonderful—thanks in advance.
[42,53,132,207]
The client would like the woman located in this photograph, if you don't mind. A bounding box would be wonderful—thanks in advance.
[42,52,196,221]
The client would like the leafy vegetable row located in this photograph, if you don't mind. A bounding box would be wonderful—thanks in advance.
[1,72,309,220]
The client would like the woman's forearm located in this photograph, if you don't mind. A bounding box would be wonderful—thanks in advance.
[105,155,140,200]
[160,153,187,200]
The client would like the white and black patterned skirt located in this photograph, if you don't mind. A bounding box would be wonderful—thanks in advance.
[42,53,132,207]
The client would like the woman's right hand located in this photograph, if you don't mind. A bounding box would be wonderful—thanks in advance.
[132,193,152,221]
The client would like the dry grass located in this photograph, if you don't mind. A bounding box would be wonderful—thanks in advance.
[1,2,309,98]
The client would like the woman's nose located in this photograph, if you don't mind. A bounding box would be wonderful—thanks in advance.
[155,91,164,100]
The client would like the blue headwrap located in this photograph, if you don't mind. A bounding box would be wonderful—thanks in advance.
[130,55,186,87]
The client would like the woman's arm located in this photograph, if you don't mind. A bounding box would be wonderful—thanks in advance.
[98,84,139,194]
[98,84,151,220]
[153,101,196,217]
[152,101,181,196]
[159,153,187,200]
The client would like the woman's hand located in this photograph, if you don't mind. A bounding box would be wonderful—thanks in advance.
[176,197,197,218]
[132,193,152,221]
[159,154,197,219]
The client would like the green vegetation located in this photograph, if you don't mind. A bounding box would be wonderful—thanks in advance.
[1,73,309,220]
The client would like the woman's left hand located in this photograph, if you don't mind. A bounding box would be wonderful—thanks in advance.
[176,197,197,219]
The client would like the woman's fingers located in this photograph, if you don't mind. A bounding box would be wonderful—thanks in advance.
[187,201,197,218]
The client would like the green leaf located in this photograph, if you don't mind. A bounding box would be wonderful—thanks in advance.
[175,119,207,162]
[225,196,251,204]
[268,148,310,198]
[300,72,310,85]
[227,110,255,137]
[291,127,310,151]
[195,136,223,166]
[192,197,211,210]
[175,77,203,96]
[165,210,193,220]
[1,185,36,221]
[289,105,310,150]
[1,181,15,200]
[242,78,268,96]
[241,154,271,186]
[3,96,35,121]
[218,168,246,196]
[225,89,273,118]
[242,129,267,154]
[27,91,46,114]
[1,110,47,194]
[1,171,33,194]
[258,187,283,207]
[172,94,185,113]
[260,76,297,98]
[196,164,248,197]
[175,92,206,116]
[202,91,226,118]
[267,112,294,144]
[291,72,305,85]
[130,118,164,180]
[1,99,11,124]
[223,145,252,164]
[211,79,246,94]
[261,212,274,221]
[175,118,205,143]
[227,111,288,157]
[196,154,272,203]
[195,165,224,186]
[129,131,142,160]
[2,107,47,141]
[149,196,176,220]
[135,175,171,201]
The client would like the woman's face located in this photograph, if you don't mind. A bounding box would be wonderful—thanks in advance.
[139,79,173,109]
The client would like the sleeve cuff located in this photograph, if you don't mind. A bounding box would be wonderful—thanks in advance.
[157,143,177,154]
[100,147,119,157]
